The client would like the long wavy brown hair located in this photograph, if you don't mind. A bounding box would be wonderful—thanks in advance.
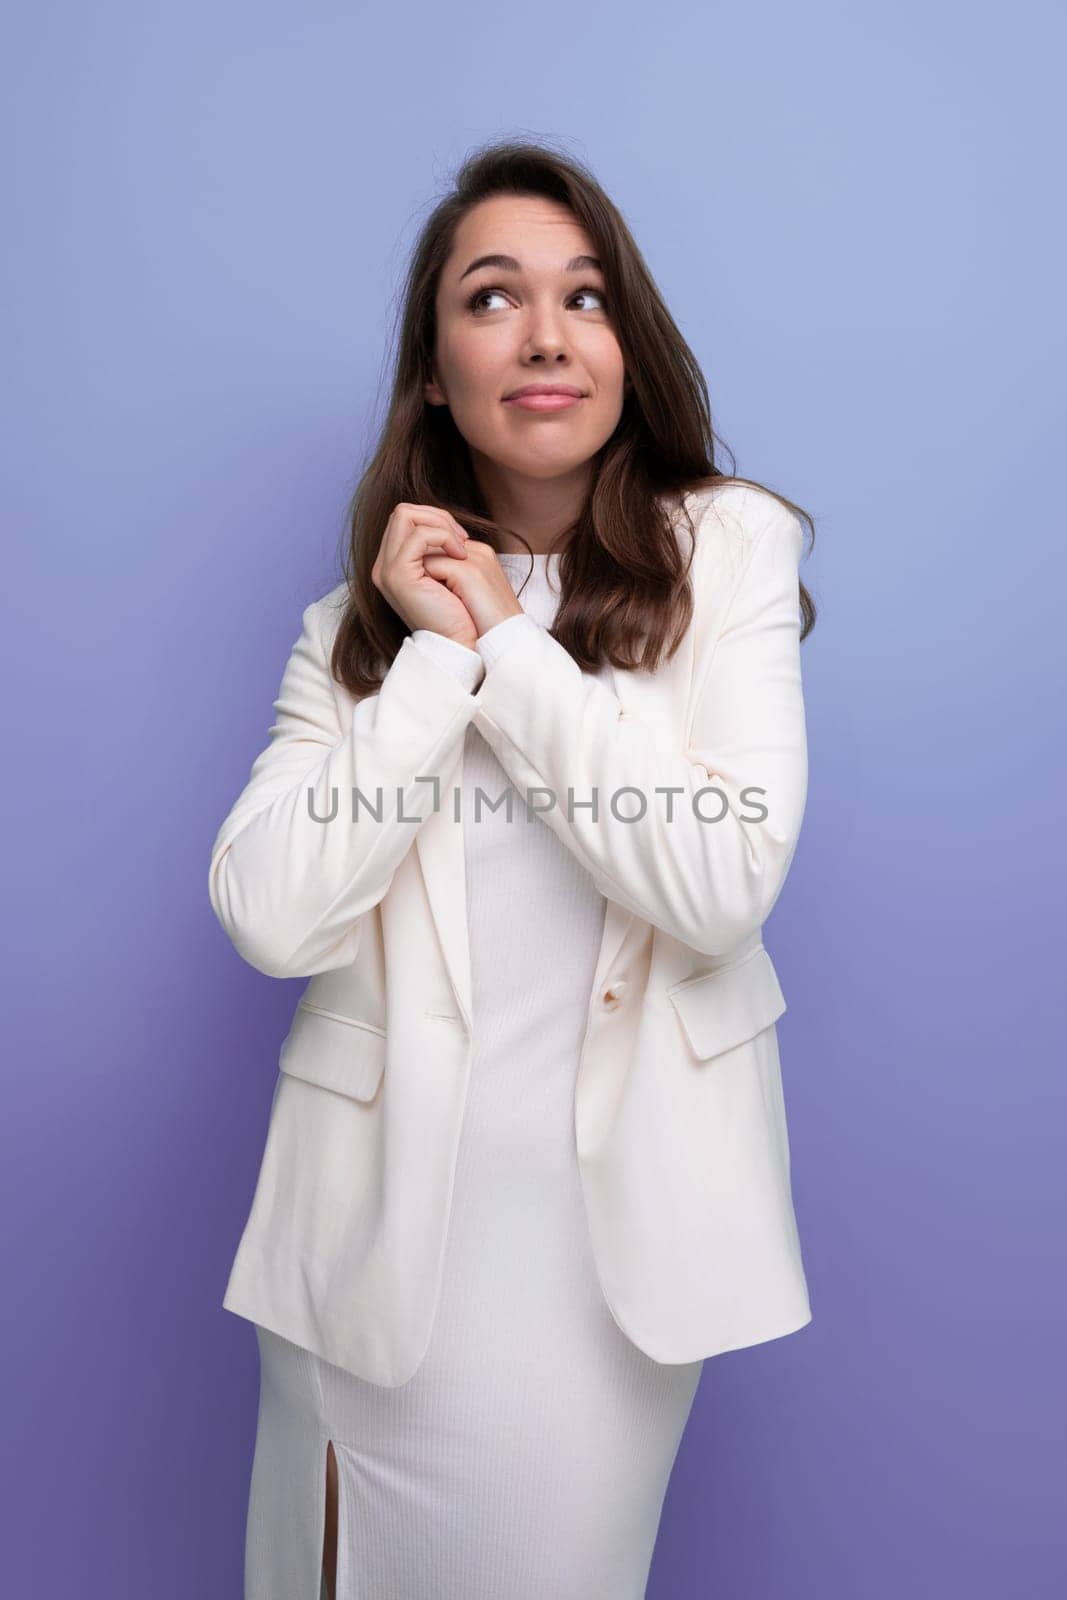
[332,137,817,698]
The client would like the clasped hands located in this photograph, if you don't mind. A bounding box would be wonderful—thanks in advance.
[371,501,525,653]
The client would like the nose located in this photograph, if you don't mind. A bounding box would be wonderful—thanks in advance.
[523,306,572,361]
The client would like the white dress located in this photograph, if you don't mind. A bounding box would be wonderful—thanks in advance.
[244,553,705,1599]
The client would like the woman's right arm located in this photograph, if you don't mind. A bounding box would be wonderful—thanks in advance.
[208,600,480,979]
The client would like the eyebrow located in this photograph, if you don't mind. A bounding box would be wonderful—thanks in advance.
[457,252,603,282]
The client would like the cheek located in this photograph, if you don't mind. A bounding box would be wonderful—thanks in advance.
[583,333,627,393]
[439,328,503,390]
[438,345,507,440]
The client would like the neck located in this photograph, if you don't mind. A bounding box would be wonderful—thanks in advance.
[470,453,588,555]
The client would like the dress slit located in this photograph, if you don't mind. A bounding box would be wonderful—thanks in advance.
[320,1439,336,1600]
[243,1325,336,1598]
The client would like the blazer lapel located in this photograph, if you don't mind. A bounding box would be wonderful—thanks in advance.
[585,658,641,992]
[415,660,644,1035]
[414,759,474,1034]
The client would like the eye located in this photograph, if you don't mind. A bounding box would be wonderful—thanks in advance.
[465,287,510,314]
[464,284,609,315]
[570,285,608,312]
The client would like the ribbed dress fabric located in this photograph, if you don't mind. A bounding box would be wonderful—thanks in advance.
[244,552,705,1599]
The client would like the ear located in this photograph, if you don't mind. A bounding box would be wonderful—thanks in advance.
[424,373,447,407]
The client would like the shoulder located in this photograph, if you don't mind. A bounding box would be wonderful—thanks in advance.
[664,484,806,670]
[299,579,351,655]
[316,578,351,625]
[680,480,800,549]
[670,481,799,596]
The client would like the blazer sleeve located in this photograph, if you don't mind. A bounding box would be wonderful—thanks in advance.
[470,500,809,957]
[410,614,537,684]
[409,628,486,690]
[208,606,480,978]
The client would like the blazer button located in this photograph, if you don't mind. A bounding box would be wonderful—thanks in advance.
[602,979,628,1008]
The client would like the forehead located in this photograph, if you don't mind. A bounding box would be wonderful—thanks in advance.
[444,194,598,279]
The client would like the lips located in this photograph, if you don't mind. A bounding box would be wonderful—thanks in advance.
[503,384,585,400]
[502,384,586,412]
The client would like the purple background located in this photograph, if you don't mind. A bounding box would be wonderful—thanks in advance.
[4,2,1064,1594]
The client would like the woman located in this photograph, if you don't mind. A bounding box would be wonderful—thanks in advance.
[210,138,818,1600]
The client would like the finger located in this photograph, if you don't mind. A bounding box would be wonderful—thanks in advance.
[404,506,471,545]
[398,508,469,560]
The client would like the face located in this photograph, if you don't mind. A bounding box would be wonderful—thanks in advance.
[425,194,628,494]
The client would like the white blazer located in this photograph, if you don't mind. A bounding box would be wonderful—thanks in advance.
[209,481,813,1387]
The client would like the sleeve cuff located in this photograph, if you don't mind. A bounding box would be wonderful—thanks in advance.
[477,612,542,669]
[409,629,486,692]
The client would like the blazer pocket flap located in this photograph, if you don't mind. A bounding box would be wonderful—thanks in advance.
[668,947,786,1060]
[278,1001,386,1102]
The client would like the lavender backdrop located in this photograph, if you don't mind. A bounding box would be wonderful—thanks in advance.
[3,1,1064,1594]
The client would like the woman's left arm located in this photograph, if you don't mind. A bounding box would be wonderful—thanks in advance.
[471,501,808,957]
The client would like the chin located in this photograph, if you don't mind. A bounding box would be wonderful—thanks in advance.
[509,452,592,479]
